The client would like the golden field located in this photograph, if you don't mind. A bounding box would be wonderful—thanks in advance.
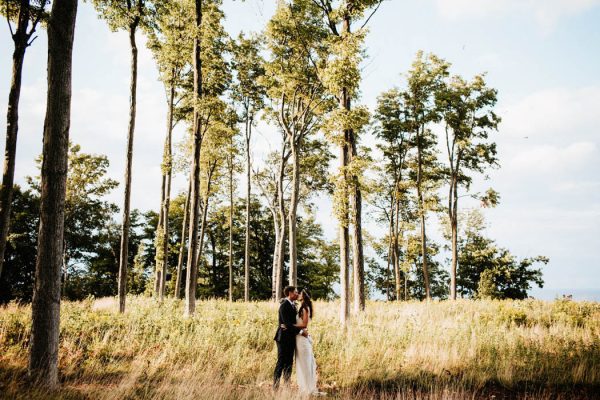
[1,297,599,399]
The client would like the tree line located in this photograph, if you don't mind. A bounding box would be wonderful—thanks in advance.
[0,0,548,387]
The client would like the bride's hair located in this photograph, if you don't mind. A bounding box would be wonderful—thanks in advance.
[299,288,313,319]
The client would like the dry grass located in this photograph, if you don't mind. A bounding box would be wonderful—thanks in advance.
[1,297,599,399]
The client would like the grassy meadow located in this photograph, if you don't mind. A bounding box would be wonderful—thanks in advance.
[1,297,599,399]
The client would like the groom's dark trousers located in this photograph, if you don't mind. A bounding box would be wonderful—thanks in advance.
[273,299,300,388]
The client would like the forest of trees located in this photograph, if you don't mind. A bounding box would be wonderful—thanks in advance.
[0,0,549,387]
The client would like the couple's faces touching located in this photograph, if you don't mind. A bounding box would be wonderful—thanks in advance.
[290,289,301,301]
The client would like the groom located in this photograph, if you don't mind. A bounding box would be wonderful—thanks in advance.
[273,285,308,389]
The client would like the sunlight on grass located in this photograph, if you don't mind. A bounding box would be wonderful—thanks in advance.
[1,297,599,399]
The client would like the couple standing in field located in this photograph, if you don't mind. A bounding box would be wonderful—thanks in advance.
[273,286,321,396]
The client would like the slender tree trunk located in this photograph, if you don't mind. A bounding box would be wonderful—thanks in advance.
[184,0,203,317]
[175,179,191,300]
[194,163,216,274]
[154,175,165,296]
[339,92,350,326]
[274,150,287,302]
[385,201,393,302]
[158,82,175,301]
[0,4,30,278]
[349,125,365,312]
[28,0,77,386]
[449,175,458,300]
[117,22,139,313]
[287,146,300,287]
[393,197,402,301]
[228,147,234,302]
[270,205,280,300]
[416,127,431,300]
[244,118,251,301]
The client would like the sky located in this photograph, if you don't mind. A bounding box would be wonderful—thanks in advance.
[1,0,599,294]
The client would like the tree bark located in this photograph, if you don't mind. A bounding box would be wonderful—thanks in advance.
[175,179,191,300]
[339,90,350,325]
[117,21,139,314]
[244,117,251,301]
[228,142,234,302]
[184,0,203,317]
[154,172,165,296]
[28,0,77,387]
[449,175,458,300]
[287,145,300,287]
[194,162,216,275]
[0,0,32,279]
[270,205,280,300]
[416,126,431,300]
[392,197,402,301]
[158,80,175,301]
[348,120,365,312]
[274,148,287,302]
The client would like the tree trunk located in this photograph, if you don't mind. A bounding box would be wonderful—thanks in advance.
[274,150,287,302]
[393,197,402,301]
[28,0,77,387]
[154,174,165,296]
[0,4,30,278]
[184,0,203,317]
[349,120,365,312]
[287,146,300,287]
[385,200,393,301]
[158,81,175,301]
[339,92,350,326]
[416,127,431,300]
[270,203,280,301]
[244,118,251,301]
[194,163,216,274]
[450,176,458,300]
[228,146,234,302]
[175,179,191,300]
[117,22,139,314]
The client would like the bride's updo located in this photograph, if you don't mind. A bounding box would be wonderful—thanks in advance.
[299,288,313,319]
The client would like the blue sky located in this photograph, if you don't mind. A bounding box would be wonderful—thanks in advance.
[1,0,599,293]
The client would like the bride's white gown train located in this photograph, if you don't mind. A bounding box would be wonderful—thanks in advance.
[295,315,318,394]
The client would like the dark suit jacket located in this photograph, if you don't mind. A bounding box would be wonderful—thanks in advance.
[274,299,300,343]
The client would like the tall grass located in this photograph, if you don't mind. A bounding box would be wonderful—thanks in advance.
[1,297,599,399]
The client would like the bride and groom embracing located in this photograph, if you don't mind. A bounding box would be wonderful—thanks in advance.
[273,286,321,396]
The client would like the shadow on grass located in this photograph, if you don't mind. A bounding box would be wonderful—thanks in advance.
[342,370,600,400]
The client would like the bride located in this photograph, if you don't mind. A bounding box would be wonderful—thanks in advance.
[293,288,318,395]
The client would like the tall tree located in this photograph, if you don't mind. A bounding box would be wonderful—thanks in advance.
[147,0,190,300]
[264,0,330,288]
[314,0,382,319]
[436,74,500,300]
[174,180,190,299]
[184,0,230,315]
[0,0,48,279]
[403,51,448,300]
[374,88,413,301]
[231,33,266,302]
[184,0,204,317]
[91,0,153,313]
[28,0,77,387]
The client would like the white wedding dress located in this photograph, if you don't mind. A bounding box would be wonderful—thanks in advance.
[295,314,318,395]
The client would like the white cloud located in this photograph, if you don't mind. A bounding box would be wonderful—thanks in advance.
[508,141,596,173]
[500,86,600,140]
[435,0,600,33]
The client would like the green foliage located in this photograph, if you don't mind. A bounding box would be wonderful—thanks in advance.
[0,145,155,303]
[0,186,38,303]
[89,0,155,32]
[448,209,547,300]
